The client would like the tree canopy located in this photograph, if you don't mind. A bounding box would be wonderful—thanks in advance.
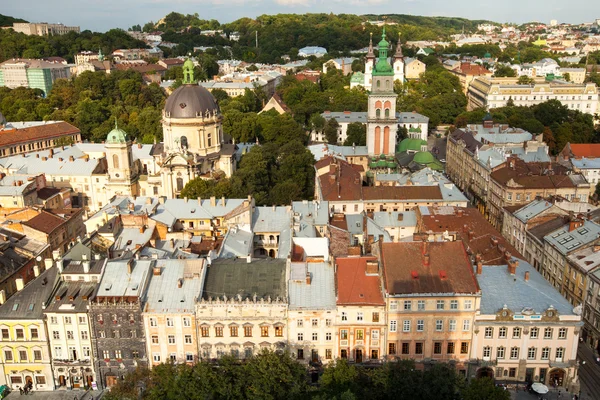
[107,353,511,400]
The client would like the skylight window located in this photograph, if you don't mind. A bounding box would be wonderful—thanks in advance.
[577,228,589,235]
[12,304,18,311]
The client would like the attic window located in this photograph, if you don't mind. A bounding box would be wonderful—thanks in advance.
[131,284,138,291]
[191,209,195,213]
[104,284,112,291]
[126,240,132,245]
[577,228,589,235]
[158,296,163,303]
[28,303,34,311]
[359,294,364,298]
[12,304,18,311]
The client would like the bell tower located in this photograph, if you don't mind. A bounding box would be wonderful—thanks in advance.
[364,33,376,91]
[105,119,138,196]
[393,37,405,83]
[367,27,398,156]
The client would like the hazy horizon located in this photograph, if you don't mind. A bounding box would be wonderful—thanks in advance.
[3,0,599,33]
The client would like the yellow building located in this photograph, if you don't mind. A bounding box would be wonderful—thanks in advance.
[0,266,59,391]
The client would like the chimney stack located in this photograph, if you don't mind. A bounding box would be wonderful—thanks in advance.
[366,260,379,275]
[33,265,40,277]
[15,278,24,291]
[127,259,134,274]
[507,259,518,275]
[153,266,161,276]
[468,230,474,241]
[0,290,5,305]
[83,261,90,274]
[139,226,145,234]
[221,196,226,206]
[457,209,464,217]
[177,278,183,288]
[305,272,311,285]
[422,240,428,255]
[423,253,430,267]
[210,196,216,207]
[524,271,530,282]
[44,258,54,270]
[476,261,483,275]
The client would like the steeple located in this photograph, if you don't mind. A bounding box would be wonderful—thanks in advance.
[394,36,403,59]
[366,32,375,59]
[98,48,104,62]
[373,27,393,76]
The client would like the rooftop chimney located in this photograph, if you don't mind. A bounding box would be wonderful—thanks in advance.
[198,197,202,205]
[476,261,483,275]
[457,209,464,217]
[127,259,134,274]
[507,259,518,275]
[221,196,226,206]
[305,272,311,285]
[366,260,379,275]
[139,226,145,234]
[210,196,216,207]
[33,265,40,277]
[0,290,5,305]
[422,240,428,255]
[423,253,430,267]
[15,278,24,292]
[153,266,161,276]
[83,261,90,274]
[524,271,530,282]
[177,278,183,288]
[568,219,583,232]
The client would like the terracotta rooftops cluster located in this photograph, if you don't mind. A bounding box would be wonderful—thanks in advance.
[416,206,524,265]
[491,156,575,189]
[0,121,80,147]
[381,240,480,295]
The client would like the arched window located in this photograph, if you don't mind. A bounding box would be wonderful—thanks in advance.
[180,136,188,149]
[385,109,390,118]
[385,80,390,89]
[176,178,184,191]
[376,80,381,88]
[112,154,119,169]
[376,109,381,118]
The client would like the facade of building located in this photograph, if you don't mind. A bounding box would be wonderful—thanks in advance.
[89,259,151,389]
[11,23,80,36]
[0,121,81,158]
[143,259,205,367]
[0,59,71,95]
[379,241,481,373]
[473,262,582,390]
[334,256,386,362]
[196,259,287,360]
[467,77,599,116]
[0,266,59,391]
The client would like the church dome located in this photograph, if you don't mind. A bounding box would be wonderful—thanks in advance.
[164,84,220,119]
[413,151,435,164]
[106,122,129,144]
[398,138,427,153]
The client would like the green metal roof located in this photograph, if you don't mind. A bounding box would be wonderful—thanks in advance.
[350,71,365,82]
[397,138,427,153]
[106,120,129,144]
[413,151,435,164]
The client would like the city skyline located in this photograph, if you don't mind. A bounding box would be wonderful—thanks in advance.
[3,0,600,33]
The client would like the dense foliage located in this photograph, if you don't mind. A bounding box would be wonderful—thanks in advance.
[396,57,467,127]
[0,28,147,63]
[0,13,26,27]
[106,352,510,400]
[455,100,598,154]
[0,70,166,143]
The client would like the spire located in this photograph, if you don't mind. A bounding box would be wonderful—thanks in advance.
[367,32,375,59]
[394,36,403,59]
[98,48,104,62]
[114,117,118,130]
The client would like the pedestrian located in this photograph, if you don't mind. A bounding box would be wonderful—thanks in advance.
[18,386,23,395]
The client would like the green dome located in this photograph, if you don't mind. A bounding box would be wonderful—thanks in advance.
[106,121,129,144]
[413,151,435,164]
[398,138,427,153]
[350,71,365,83]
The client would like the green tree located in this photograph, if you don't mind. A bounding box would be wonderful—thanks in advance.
[494,64,516,77]
[320,359,360,398]
[324,118,340,144]
[310,112,326,135]
[517,75,534,85]
[461,378,510,400]
[343,122,366,146]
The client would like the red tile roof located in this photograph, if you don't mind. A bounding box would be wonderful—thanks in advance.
[22,210,66,234]
[568,144,600,158]
[316,157,363,202]
[458,62,491,76]
[417,206,524,265]
[0,121,80,147]
[491,157,574,189]
[381,241,480,295]
[336,256,385,305]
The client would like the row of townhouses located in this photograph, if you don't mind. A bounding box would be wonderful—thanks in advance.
[0,199,582,393]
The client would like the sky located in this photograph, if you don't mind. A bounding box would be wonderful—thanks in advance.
[4,0,600,33]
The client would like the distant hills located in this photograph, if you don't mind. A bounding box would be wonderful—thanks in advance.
[0,14,27,27]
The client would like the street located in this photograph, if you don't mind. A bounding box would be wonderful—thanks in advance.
[4,389,104,400]
[577,342,600,400]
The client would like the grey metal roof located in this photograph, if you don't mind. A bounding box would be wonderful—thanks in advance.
[164,84,220,119]
[346,214,363,235]
[220,226,253,258]
[0,146,101,177]
[513,199,554,223]
[567,246,600,274]
[144,259,204,313]
[544,220,600,255]
[44,280,97,313]
[152,198,246,227]
[292,201,329,226]
[373,210,417,228]
[289,262,336,310]
[0,266,59,319]
[571,157,600,169]
[478,261,576,316]
[203,258,286,301]
[252,207,292,259]
[96,259,152,298]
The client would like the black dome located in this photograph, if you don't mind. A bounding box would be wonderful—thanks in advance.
[164,84,220,119]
